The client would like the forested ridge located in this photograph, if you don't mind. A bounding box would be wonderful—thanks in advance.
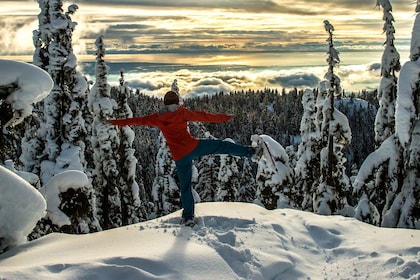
[128,88,378,202]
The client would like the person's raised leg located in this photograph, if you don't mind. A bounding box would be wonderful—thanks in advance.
[191,138,254,159]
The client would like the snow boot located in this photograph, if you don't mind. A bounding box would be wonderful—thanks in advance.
[180,218,196,227]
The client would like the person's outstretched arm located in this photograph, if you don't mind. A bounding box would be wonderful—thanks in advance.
[183,108,233,123]
[108,113,158,126]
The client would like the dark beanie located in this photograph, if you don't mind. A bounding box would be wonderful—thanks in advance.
[164,91,180,105]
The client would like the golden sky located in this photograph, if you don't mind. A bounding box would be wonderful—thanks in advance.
[0,0,416,65]
[0,0,417,93]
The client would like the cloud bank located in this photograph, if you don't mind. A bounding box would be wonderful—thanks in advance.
[0,0,414,59]
[90,61,384,99]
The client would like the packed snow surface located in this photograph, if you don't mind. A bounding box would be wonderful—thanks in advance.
[0,202,419,279]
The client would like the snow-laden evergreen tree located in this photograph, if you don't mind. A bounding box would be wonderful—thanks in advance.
[88,35,121,229]
[30,170,101,239]
[353,135,400,226]
[114,69,148,224]
[188,127,220,202]
[42,0,71,163]
[57,4,89,173]
[314,21,352,216]
[19,116,44,175]
[171,78,183,104]
[254,135,294,210]
[22,0,51,175]
[354,3,419,229]
[216,138,241,202]
[237,158,257,203]
[34,1,88,184]
[151,133,180,217]
[34,2,94,233]
[352,0,400,226]
[374,0,400,147]
[32,0,50,70]
[382,4,420,228]
[294,88,321,211]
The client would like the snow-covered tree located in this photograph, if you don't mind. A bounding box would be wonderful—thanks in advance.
[352,0,401,226]
[314,21,352,216]
[151,133,180,217]
[196,155,220,202]
[19,116,44,175]
[32,0,50,70]
[374,0,400,147]
[0,59,52,172]
[353,136,400,226]
[171,79,183,105]
[216,139,241,202]
[354,3,419,229]
[27,2,94,236]
[383,5,420,228]
[189,128,220,202]
[237,158,257,203]
[42,0,71,161]
[114,69,148,224]
[294,88,321,211]
[34,1,88,184]
[22,0,51,175]
[31,171,101,238]
[88,35,121,229]
[255,135,294,210]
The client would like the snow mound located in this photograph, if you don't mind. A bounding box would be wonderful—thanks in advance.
[0,166,46,252]
[39,170,90,227]
[0,59,53,127]
[0,202,419,279]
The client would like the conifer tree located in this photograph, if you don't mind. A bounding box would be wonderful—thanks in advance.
[114,69,149,224]
[216,139,241,202]
[88,35,121,229]
[19,116,43,175]
[237,159,257,203]
[151,133,180,217]
[354,2,419,228]
[382,3,420,228]
[255,136,294,209]
[194,131,221,202]
[22,0,50,175]
[295,88,321,211]
[35,1,88,184]
[374,0,400,147]
[171,79,182,104]
[314,21,352,215]
[33,0,50,71]
[353,0,400,226]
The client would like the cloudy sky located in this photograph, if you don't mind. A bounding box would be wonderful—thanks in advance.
[0,0,418,96]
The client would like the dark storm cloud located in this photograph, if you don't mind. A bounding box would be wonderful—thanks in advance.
[368,63,381,71]
[268,73,321,88]
[77,0,321,15]
[76,0,415,14]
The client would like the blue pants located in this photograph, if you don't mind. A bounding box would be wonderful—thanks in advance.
[175,139,254,220]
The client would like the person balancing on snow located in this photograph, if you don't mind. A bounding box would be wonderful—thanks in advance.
[108,90,269,226]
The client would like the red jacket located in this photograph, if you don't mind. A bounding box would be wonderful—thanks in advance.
[109,106,232,160]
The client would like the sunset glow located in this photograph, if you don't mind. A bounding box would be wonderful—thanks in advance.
[0,0,417,92]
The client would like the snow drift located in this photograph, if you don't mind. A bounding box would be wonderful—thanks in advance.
[0,202,419,279]
[0,166,46,252]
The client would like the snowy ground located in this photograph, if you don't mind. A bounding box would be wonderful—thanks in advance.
[0,202,419,280]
